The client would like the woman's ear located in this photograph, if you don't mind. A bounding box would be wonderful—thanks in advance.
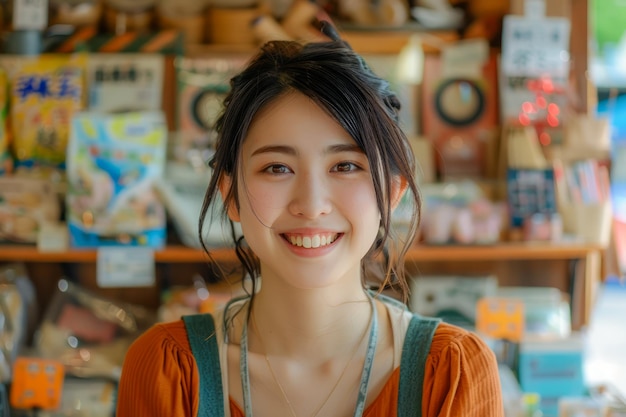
[218,175,240,222]
[390,176,408,211]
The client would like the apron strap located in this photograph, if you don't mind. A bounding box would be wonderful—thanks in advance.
[183,314,225,417]
[398,314,441,417]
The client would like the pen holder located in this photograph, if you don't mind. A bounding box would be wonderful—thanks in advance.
[559,202,612,246]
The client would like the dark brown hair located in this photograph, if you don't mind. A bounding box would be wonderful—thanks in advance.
[199,39,421,302]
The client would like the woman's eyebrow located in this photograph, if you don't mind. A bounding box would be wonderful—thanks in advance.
[251,145,297,157]
[325,144,365,155]
[250,143,364,157]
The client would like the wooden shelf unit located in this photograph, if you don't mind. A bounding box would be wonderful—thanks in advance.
[0,2,595,329]
[2,241,603,330]
[0,241,601,263]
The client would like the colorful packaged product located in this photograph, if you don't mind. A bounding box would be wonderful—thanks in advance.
[0,177,61,243]
[66,111,167,248]
[10,54,85,170]
[0,67,10,175]
[34,279,155,380]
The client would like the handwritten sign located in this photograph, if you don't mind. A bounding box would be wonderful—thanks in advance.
[501,15,570,78]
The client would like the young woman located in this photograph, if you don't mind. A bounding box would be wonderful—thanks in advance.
[116,26,504,417]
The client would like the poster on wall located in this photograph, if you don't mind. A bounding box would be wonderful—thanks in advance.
[500,13,571,145]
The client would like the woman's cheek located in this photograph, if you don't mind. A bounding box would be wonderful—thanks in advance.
[241,181,288,219]
[340,181,378,211]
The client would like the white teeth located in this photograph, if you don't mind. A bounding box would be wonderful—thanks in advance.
[286,233,337,248]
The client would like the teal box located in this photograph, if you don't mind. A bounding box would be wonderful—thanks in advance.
[518,335,585,417]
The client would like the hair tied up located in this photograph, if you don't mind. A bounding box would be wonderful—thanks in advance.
[317,20,402,120]
[319,20,342,43]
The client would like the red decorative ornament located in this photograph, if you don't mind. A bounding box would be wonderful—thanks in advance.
[517,75,566,146]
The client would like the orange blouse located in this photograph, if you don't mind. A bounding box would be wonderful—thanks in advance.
[116,318,504,417]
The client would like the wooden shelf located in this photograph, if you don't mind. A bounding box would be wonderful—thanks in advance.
[2,241,603,330]
[0,245,219,263]
[405,242,603,262]
[186,29,459,57]
[0,241,602,264]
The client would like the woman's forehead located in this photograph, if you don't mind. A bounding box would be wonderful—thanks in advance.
[242,92,358,152]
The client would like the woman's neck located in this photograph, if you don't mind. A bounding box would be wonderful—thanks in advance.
[249,280,373,362]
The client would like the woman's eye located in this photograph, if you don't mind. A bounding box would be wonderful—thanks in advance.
[333,162,359,172]
[265,164,291,174]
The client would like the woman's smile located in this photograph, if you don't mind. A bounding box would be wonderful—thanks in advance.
[283,232,341,248]
[279,231,344,258]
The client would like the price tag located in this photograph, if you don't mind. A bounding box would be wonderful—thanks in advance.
[37,222,69,252]
[12,0,49,31]
[97,247,155,288]
[501,15,570,78]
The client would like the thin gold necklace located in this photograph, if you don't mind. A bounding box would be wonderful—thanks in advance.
[251,309,372,417]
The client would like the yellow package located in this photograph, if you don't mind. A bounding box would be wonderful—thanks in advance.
[0,68,10,174]
[10,54,86,169]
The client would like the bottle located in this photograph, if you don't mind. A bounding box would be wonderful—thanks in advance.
[521,393,543,417]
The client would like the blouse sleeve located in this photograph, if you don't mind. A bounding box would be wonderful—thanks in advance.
[422,323,504,417]
[116,322,199,417]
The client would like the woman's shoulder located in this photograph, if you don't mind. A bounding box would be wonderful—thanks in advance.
[127,319,193,358]
[428,322,496,365]
[381,299,492,355]
[382,299,493,363]
[117,319,205,416]
[422,323,504,415]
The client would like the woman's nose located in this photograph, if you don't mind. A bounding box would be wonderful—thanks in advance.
[288,172,332,219]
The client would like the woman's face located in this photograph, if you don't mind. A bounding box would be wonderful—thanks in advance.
[228,92,382,290]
